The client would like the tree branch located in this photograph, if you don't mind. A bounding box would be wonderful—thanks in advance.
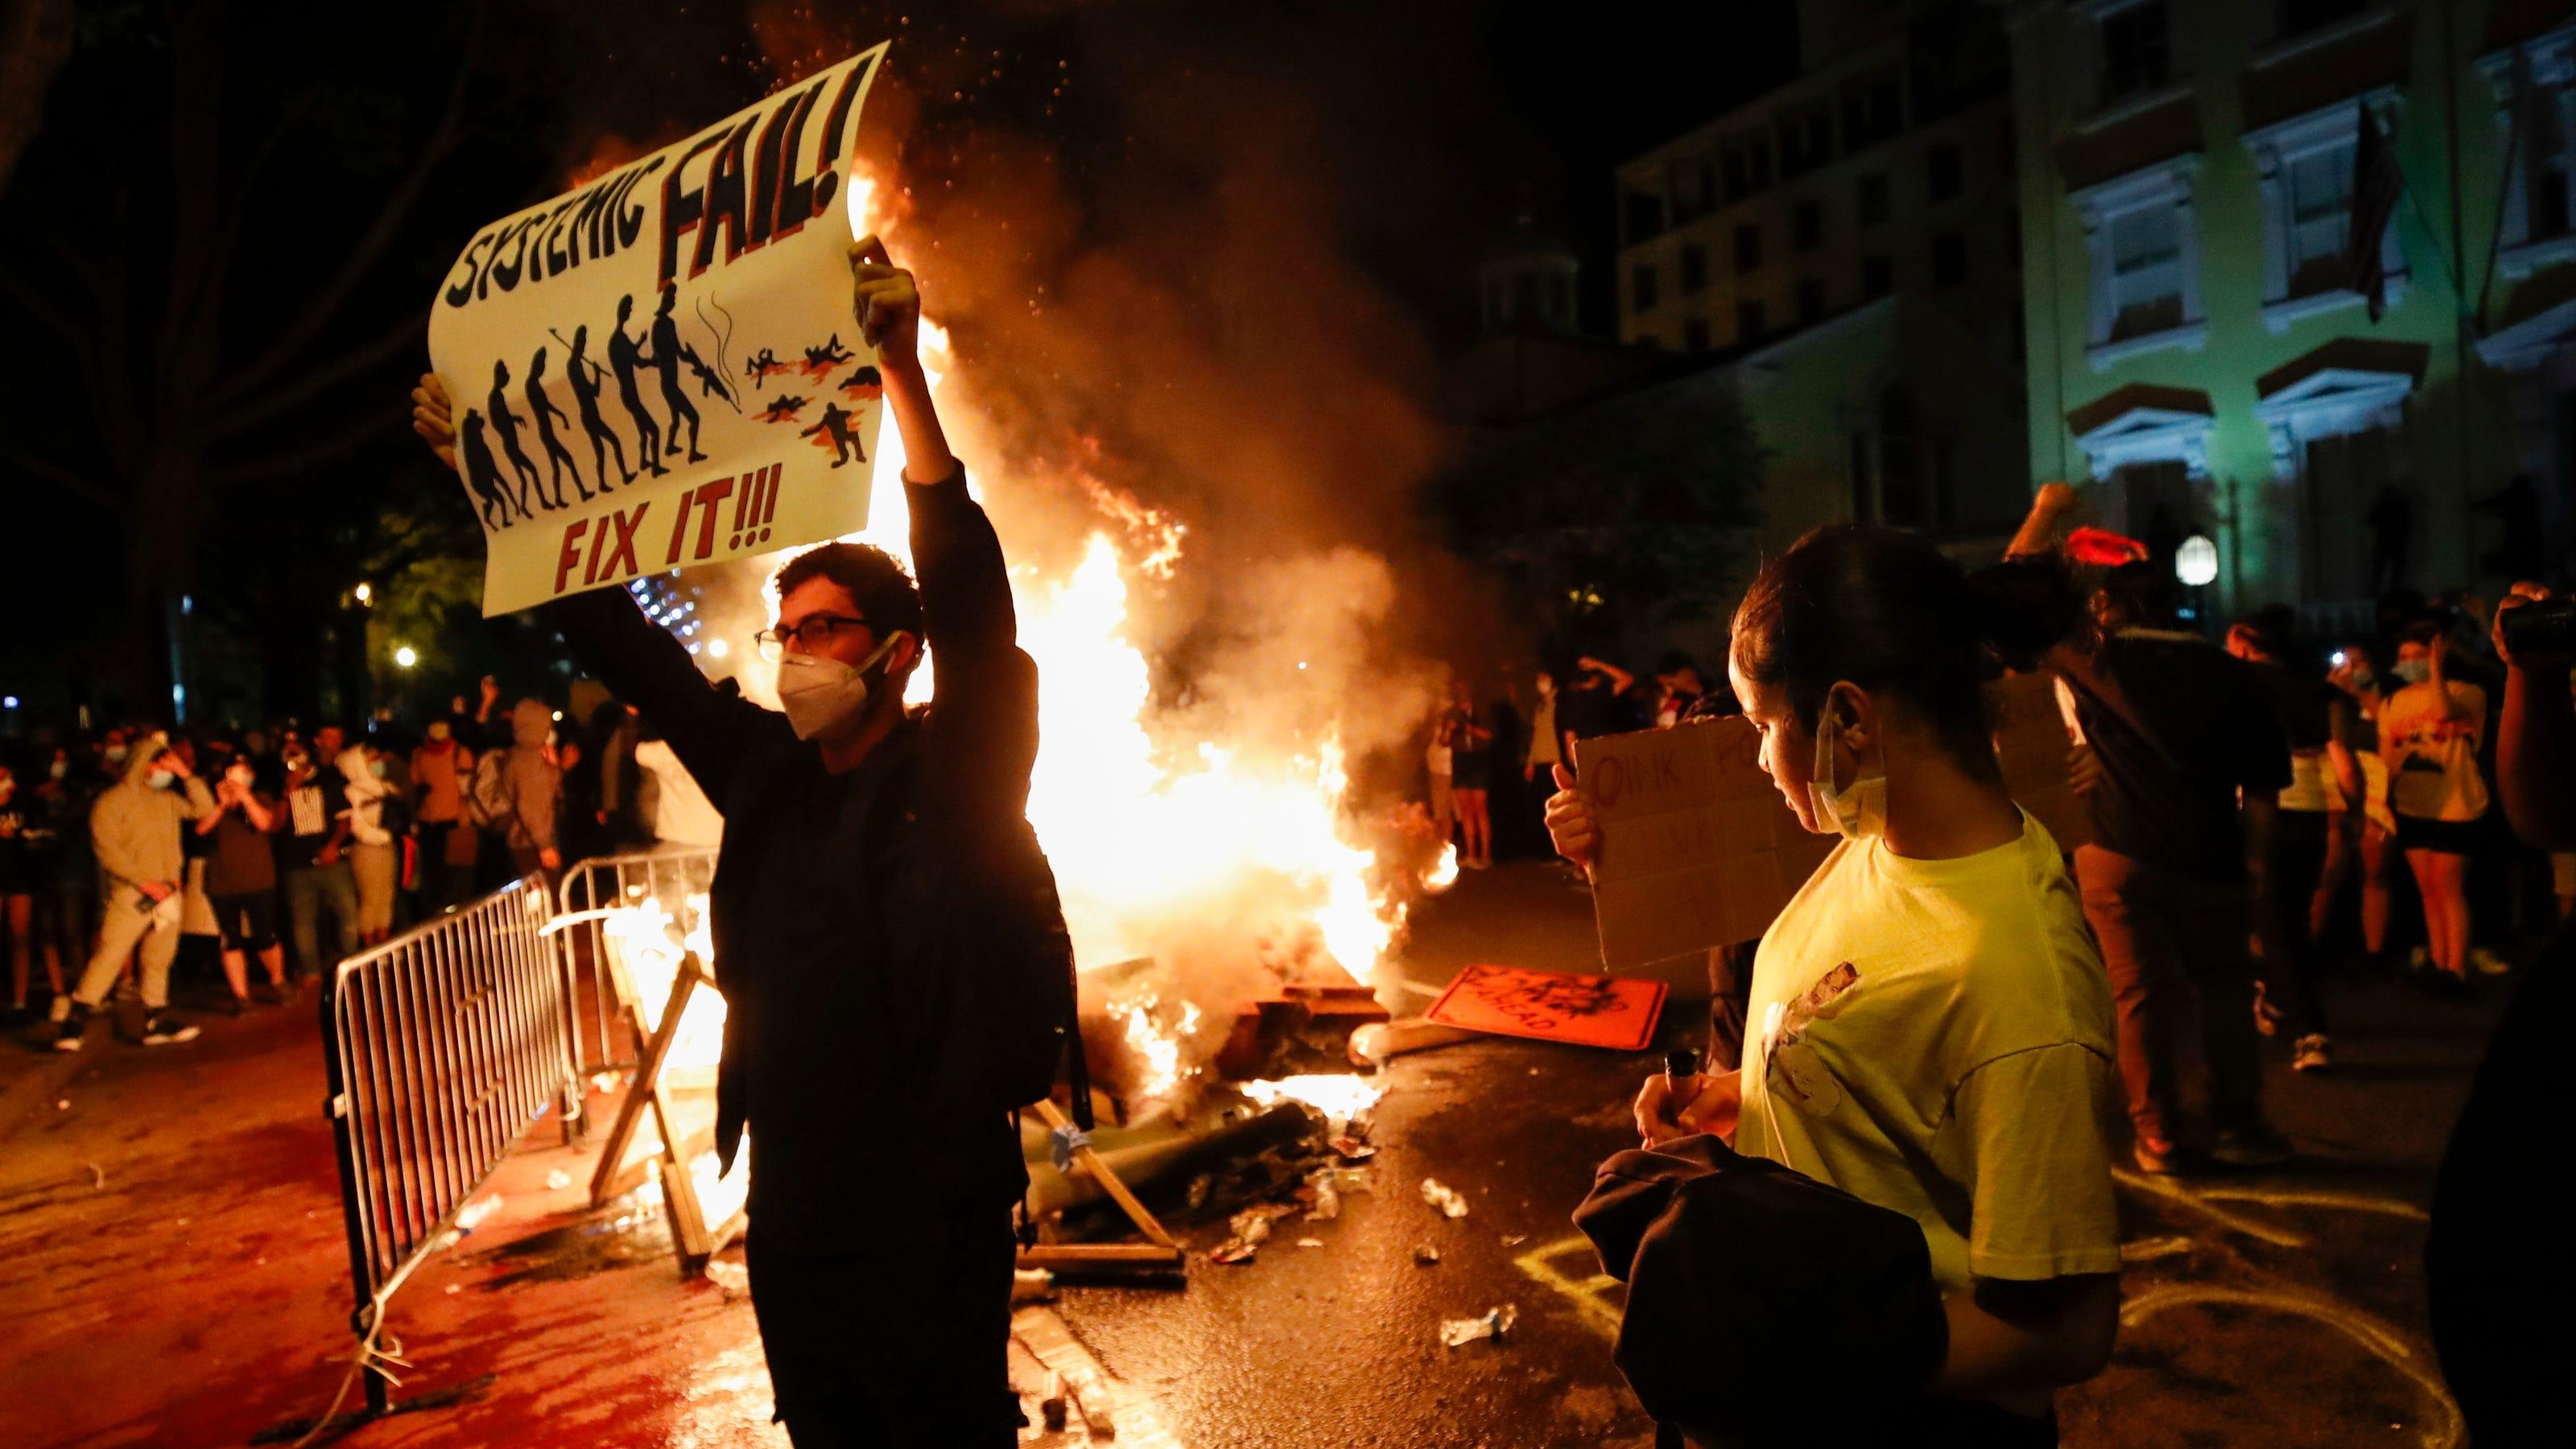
[204,410,397,485]
[208,308,425,440]
[0,435,124,512]
[215,1,486,406]
[0,258,93,355]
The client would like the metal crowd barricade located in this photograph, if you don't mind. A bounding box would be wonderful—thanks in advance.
[320,879,580,1418]
[553,846,721,1078]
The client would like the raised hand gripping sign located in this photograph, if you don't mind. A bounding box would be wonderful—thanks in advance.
[428,43,891,616]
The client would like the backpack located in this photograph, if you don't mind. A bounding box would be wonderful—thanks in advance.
[464,750,516,832]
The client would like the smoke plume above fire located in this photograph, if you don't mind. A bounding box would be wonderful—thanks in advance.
[558,3,1496,1066]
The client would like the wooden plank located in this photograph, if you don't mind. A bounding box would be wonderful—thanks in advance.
[1032,1097,1179,1249]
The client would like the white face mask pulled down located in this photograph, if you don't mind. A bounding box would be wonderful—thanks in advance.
[774,636,904,741]
[1806,687,1888,841]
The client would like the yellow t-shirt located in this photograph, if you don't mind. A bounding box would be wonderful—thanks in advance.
[1737,811,2122,1297]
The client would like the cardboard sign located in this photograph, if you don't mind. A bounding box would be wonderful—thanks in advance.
[1987,672,2094,851]
[1574,717,1835,970]
[1573,684,2091,968]
[1425,964,1667,1051]
[428,45,892,615]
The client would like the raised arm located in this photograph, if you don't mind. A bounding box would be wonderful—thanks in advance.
[2495,585,2576,848]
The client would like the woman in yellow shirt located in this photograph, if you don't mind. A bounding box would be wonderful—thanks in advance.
[1550,527,2121,1443]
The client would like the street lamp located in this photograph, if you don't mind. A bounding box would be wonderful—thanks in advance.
[353,582,374,607]
[707,638,730,659]
[2175,535,2219,588]
[393,646,418,670]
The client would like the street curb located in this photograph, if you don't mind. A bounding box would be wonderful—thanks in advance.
[0,1045,94,1146]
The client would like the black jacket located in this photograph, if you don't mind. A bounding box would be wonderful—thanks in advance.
[1575,1135,1950,1449]
[547,468,1043,1245]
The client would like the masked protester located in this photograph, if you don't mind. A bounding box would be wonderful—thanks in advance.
[56,736,216,1051]
[410,720,480,914]
[409,245,1066,1446]
[196,755,288,1009]
[1546,529,2120,1445]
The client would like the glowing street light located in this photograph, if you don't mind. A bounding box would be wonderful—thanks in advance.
[2175,535,2219,588]
[393,646,419,670]
[353,582,374,606]
[707,638,731,659]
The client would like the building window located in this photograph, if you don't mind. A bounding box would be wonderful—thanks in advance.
[1632,262,1660,312]
[1927,143,1963,202]
[1673,159,1719,224]
[2098,2,2174,108]
[1858,173,1890,227]
[1736,299,1766,343]
[1862,254,1894,298]
[1734,222,1763,275]
[1794,200,1824,252]
[2074,154,2207,363]
[1685,316,1711,352]
[1932,232,1967,288]
[1798,278,1827,323]
[2242,100,2409,321]
[1681,243,1710,295]
[1721,130,1774,203]
[1840,69,1905,151]
[2480,27,2576,278]
[1623,188,1668,245]
[1779,104,1835,178]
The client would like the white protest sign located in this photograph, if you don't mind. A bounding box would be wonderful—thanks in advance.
[1573,717,1835,970]
[428,43,892,616]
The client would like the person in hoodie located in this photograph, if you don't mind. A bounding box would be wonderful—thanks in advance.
[1549,530,2120,1445]
[411,244,1052,1446]
[497,699,562,883]
[337,743,400,946]
[56,735,215,1051]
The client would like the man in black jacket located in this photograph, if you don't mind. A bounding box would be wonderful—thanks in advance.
[414,250,1041,1446]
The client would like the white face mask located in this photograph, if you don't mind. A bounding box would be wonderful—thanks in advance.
[774,635,902,741]
[2391,658,2430,685]
[148,770,175,791]
[1806,688,1888,841]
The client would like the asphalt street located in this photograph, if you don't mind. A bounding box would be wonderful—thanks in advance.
[0,857,2496,1447]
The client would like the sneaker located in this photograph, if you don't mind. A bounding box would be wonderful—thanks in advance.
[2291,1034,2332,1073]
[2132,1137,2178,1175]
[2208,1123,2295,1169]
[53,1005,90,1052]
[2470,947,2512,977]
[139,1014,200,1046]
[252,981,291,1007]
[217,993,252,1018]
[0,1003,27,1030]
[2251,981,2283,1038]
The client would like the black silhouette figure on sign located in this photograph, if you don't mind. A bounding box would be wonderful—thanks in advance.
[647,289,708,463]
[685,347,740,411]
[758,394,809,424]
[525,347,587,506]
[799,401,864,469]
[559,324,633,487]
[457,411,518,530]
[486,361,547,513]
[800,334,855,378]
[745,347,786,383]
[609,295,668,477]
[839,364,884,402]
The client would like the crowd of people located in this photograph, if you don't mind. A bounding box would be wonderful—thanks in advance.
[0,679,664,1051]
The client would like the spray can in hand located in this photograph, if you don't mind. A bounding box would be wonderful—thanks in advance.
[1651,1046,1700,1146]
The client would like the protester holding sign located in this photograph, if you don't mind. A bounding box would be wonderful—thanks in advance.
[1548,528,2120,1444]
[412,246,1064,1446]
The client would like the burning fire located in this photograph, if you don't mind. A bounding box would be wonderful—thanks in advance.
[595,155,1428,1126]
[599,889,749,1226]
[1237,1074,1385,1126]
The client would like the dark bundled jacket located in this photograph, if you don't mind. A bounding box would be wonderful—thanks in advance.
[547,468,1065,1247]
[1574,1134,1949,1449]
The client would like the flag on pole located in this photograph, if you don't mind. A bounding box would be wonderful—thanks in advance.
[2345,98,2404,320]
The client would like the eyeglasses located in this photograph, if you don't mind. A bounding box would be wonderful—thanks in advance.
[753,613,870,661]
